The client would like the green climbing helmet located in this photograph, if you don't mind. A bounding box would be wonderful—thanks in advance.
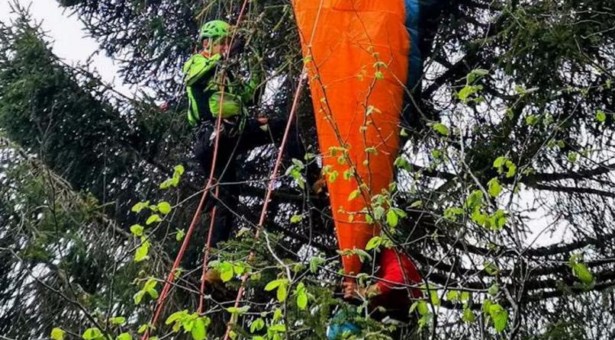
[199,20,231,41]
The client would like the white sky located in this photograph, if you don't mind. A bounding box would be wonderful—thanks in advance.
[0,0,132,95]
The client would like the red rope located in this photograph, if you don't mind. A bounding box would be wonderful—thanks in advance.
[198,185,219,313]
[222,72,306,340]
[221,3,325,337]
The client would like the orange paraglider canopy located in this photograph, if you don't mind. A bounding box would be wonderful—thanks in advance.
[292,0,410,276]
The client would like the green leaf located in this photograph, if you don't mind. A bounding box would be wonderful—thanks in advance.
[365,236,382,251]
[462,308,476,323]
[525,114,538,126]
[191,318,206,340]
[174,164,185,176]
[505,161,517,178]
[493,156,507,169]
[265,279,284,291]
[147,288,159,299]
[471,210,489,227]
[596,110,607,122]
[109,316,127,325]
[157,202,172,215]
[418,314,431,329]
[430,290,441,306]
[364,146,377,154]
[165,310,187,325]
[444,207,464,221]
[133,290,145,304]
[386,209,399,227]
[309,256,325,273]
[139,278,158,301]
[220,262,234,282]
[273,308,283,321]
[233,262,247,275]
[116,333,132,340]
[290,214,303,224]
[277,282,288,302]
[227,306,250,315]
[130,224,144,237]
[143,277,157,290]
[484,261,499,275]
[488,178,502,197]
[488,304,508,333]
[348,189,361,201]
[567,151,579,163]
[488,283,499,296]
[471,68,489,77]
[416,301,429,315]
[269,324,286,332]
[250,318,265,333]
[353,249,372,262]
[159,178,174,189]
[82,328,104,340]
[297,290,308,310]
[343,169,354,181]
[460,291,471,302]
[394,156,410,170]
[137,324,148,334]
[146,214,162,225]
[51,328,65,340]
[465,190,484,210]
[131,201,149,213]
[176,229,185,242]
[446,290,460,302]
[432,123,450,136]
[490,210,507,231]
[134,240,150,262]
[458,85,477,102]
[572,262,593,284]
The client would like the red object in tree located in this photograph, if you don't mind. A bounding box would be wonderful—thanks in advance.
[372,248,423,312]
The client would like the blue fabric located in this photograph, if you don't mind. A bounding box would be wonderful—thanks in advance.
[327,310,361,339]
[405,0,422,91]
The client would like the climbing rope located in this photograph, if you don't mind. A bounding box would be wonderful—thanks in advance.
[198,185,219,314]
[222,70,306,340]
[221,3,326,337]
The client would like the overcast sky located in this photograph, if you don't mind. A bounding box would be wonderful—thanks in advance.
[0,0,132,95]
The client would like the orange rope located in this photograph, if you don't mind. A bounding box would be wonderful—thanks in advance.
[222,72,306,340]
[198,185,219,313]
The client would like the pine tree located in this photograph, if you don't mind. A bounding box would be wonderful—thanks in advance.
[2,0,615,339]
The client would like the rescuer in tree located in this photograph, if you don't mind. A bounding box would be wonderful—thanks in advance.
[182,20,281,280]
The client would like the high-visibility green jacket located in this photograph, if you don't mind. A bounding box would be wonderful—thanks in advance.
[182,52,260,126]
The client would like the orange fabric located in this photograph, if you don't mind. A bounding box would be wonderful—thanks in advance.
[293,0,410,275]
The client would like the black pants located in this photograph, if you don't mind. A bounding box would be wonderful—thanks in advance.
[194,118,285,247]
